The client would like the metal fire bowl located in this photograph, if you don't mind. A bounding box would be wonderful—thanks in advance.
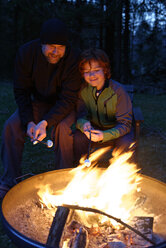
[1,169,166,248]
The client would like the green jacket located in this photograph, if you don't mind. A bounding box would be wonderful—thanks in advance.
[76,79,132,143]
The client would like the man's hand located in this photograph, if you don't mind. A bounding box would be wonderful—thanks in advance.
[27,120,48,142]
[85,129,104,142]
[33,120,48,142]
[27,121,36,140]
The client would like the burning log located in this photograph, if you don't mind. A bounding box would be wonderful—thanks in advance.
[46,206,70,248]
[72,227,89,248]
[106,241,126,248]
[130,216,154,246]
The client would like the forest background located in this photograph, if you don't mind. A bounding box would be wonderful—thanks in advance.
[0,0,166,92]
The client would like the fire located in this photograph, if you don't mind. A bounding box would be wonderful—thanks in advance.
[37,148,142,228]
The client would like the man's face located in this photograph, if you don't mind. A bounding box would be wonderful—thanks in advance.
[42,44,66,64]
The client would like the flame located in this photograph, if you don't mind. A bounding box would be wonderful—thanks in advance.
[37,148,142,227]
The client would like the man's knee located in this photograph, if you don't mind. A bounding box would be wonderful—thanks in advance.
[57,119,70,132]
[56,112,76,134]
[3,117,15,138]
[2,112,24,139]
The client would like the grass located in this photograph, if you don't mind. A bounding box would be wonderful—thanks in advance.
[133,94,166,182]
[0,81,166,247]
[134,94,166,132]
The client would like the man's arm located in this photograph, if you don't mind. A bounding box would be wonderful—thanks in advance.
[14,45,34,130]
[43,51,82,128]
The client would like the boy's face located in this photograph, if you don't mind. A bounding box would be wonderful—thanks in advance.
[83,60,105,90]
[42,44,66,64]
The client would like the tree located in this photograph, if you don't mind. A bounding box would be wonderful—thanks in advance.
[123,0,130,84]
[113,0,123,81]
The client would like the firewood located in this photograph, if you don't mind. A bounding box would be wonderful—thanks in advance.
[129,216,154,247]
[72,227,89,248]
[46,206,70,248]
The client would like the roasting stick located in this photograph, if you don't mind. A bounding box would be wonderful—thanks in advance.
[84,128,92,167]
[62,204,156,245]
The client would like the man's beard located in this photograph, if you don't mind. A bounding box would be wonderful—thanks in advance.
[46,53,61,64]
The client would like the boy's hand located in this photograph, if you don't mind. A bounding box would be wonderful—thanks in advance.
[84,128,103,142]
[90,129,103,142]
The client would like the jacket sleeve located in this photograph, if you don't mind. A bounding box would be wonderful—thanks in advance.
[13,45,34,130]
[102,86,133,143]
[43,57,82,128]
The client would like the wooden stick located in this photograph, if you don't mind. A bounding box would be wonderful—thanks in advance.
[62,204,156,245]
[46,206,70,248]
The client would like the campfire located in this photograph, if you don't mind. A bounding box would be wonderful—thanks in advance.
[1,148,166,248]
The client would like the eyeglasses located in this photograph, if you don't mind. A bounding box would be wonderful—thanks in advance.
[83,68,103,76]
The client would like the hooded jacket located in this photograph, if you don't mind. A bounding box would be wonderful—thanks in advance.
[76,79,132,143]
[14,39,82,129]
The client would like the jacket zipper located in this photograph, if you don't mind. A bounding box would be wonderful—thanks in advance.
[95,97,102,127]
[93,88,115,127]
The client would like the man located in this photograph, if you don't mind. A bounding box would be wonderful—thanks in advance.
[0,18,82,199]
